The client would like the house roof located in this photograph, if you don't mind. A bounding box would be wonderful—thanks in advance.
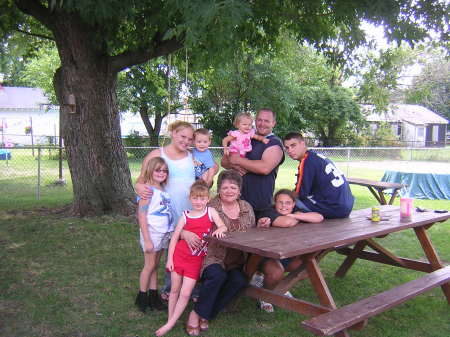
[0,86,51,109]
[362,104,448,125]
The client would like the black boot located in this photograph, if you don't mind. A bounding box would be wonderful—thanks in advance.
[149,289,166,311]
[135,291,149,313]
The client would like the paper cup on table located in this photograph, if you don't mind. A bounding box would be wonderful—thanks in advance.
[400,197,413,220]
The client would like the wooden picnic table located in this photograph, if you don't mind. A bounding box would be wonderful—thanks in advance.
[347,177,405,205]
[212,206,450,337]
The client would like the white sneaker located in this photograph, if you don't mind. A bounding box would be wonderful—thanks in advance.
[249,272,264,288]
[259,300,274,313]
[284,291,293,298]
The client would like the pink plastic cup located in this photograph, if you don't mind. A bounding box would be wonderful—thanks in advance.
[400,198,413,219]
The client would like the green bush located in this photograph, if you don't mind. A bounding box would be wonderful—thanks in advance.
[123,131,146,158]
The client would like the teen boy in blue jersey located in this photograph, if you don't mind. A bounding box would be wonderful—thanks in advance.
[283,132,354,219]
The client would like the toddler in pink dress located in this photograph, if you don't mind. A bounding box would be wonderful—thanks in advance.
[222,112,269,157]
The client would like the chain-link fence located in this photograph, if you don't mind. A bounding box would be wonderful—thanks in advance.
[1,145,449,207]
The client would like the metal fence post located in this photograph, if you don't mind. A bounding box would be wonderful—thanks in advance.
[37,146,41,200]
[346,148,351,176]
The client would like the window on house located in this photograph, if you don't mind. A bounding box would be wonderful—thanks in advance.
[432,125,439,142]
[397,124,402,136]
[417,127,425,138]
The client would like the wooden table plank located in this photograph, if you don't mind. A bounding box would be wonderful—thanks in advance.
[212,206,450,259]
[347,177,405,205]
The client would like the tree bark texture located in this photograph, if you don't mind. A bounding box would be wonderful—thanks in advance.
[52,15,135,216]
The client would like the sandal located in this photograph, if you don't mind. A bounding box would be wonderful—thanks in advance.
[185,323,200,336]
[160,291,169,302]
[259,300,274,313]
[199,318,209,331]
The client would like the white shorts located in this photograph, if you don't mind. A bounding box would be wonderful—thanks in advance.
[140,229,171,252]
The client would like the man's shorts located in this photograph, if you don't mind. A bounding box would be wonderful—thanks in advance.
[140,229,171,252]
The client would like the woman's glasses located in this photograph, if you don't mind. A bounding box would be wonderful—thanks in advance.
[155,168,169,173]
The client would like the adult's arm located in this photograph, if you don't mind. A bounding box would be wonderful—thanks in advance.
[135,149,161,198]
[221,154,247,175]
[180,229,201,251]
[227,145,283,175]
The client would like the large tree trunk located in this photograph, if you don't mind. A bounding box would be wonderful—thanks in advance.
[52,18,135,216]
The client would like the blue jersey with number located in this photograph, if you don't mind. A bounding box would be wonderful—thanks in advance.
[295,150,354,219]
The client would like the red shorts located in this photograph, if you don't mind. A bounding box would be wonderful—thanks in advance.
[172,250,204,280]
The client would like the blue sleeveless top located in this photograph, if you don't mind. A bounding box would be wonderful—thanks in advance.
[241,135,285,212]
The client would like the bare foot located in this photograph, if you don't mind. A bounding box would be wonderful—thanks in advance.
[187,310,200,328]
[155,324,171,336]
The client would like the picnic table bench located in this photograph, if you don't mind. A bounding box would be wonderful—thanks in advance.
[212,206,450,337]
[347,177,405,205]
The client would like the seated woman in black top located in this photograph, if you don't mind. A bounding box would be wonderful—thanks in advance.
[256,189,323,312]
[257,189,323,228]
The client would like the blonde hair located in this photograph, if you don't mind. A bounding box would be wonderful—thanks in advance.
[142,157,168,186]
[233,112,253,128]
[189,180,210,198]
[168,121,194,133]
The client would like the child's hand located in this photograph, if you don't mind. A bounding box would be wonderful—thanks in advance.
[166,259,174,272]
[224,147,231,156]
[257,217,271,228]
[144,240,154,253]
[262,138,269,144]
[212,226,227,238]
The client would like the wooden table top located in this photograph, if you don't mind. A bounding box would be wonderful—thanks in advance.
[212,206,450,259]
[347,177,404,190]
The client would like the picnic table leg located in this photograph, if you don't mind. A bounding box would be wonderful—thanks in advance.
[367,186,384,205]
[387,188,400,205]
[414,226,450,303]
[335,241,367,278]
[304,254,351,337]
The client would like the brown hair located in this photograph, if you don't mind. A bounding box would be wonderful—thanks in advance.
[257,108,276,120]
[217,169,243,191]
[190,180,210,198]
[194,128,211,139]
[233,112,253,128]
[283,132,305,142]
[168,120,194,133]
[274,189,297,203]
[142,157,168,187]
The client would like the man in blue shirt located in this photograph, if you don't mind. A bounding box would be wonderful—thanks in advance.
[283,132,354,219]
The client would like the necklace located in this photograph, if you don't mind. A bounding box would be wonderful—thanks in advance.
[221,201,239,219]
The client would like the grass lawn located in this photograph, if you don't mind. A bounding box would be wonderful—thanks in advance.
[1,160,449,337]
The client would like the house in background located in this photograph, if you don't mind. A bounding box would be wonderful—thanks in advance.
[1,86,202,146]
[0,86,60,146]
[362,104,449,147]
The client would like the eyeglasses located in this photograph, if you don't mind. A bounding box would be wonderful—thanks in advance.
[155,168,169,173]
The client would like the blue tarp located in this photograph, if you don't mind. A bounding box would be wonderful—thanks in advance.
[382,170,450,200]
[0,149,11,160]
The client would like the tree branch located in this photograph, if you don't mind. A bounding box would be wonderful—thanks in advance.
[14,0,53,28]
[16,28,54,41]
[110,34,183,73]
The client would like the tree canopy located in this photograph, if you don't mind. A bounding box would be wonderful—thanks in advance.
[1,0,448,215]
